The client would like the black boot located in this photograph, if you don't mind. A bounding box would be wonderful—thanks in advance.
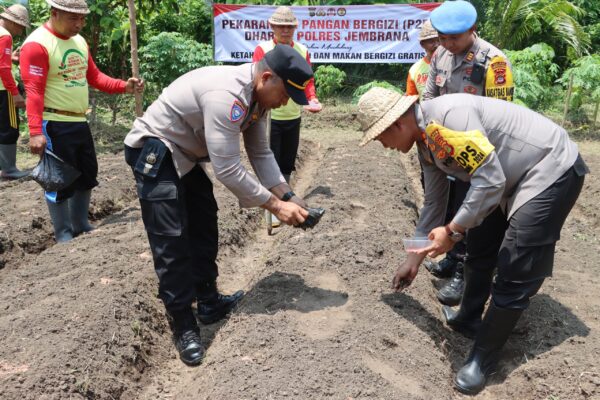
[455,304,523,395]
[424,255,459,278]
[197,282,244,325]
[437,262,465,306]
[168,308,204,366]
[442,266,493,338]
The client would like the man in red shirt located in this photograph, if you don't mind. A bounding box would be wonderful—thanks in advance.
[0,4,29,180]
[20,0,144,242]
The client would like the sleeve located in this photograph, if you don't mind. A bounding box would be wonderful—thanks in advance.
[405,70,418,96]
[242,115,286,190]
[415,147,450,237]
[0,35,18,95]
[304,51,317,100]
[86,53,127,94]
[442,107,506,229]
[201,93,274,207]
[20,41,49,136]
[252,45,265,62]
[422,52,439,101]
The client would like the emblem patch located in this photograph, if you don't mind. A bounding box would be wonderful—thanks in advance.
[230,100,247,123]
[463,85,477,94]
[485,56,515,101]
[465,51,475,62]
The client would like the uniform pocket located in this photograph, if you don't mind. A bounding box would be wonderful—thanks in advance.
[516,226,559,247]
[137,181,182,236]
[134,138,168,179]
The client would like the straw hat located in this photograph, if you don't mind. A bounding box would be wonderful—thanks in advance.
[268,6,298,26]
[46,0,90,15]
[357,87,419,146]
[0,4,30,28]
[419,20,438,41]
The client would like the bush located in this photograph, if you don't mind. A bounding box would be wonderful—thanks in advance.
[351,80,402,104]
[314,65,346,99]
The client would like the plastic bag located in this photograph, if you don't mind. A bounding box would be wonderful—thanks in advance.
[31,149,81,192]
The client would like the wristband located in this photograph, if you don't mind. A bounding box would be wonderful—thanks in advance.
[281,191,295,202]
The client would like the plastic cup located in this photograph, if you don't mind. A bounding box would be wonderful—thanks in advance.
[303,101,322,113]
[403,237,433,253]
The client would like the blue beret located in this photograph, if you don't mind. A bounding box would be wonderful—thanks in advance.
[430,1,477,34]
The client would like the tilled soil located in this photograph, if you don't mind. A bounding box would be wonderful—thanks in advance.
[0,112,599,400]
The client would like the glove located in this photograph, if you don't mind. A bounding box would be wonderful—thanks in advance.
[295,207,325,230]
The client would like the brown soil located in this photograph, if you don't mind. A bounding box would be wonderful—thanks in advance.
[0,109,598,400]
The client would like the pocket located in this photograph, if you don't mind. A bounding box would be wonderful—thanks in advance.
[134,137,169,179]
[516,227,559,247]
[138,181,182,236]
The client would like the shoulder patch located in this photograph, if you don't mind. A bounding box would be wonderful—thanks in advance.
[230,99,247,123]
[485,56,514,101]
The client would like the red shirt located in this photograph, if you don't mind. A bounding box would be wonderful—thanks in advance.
[0,34,18,95]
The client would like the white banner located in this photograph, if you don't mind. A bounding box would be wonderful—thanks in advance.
[213,3,441,64]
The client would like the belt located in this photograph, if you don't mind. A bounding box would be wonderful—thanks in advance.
[43,107,87,118]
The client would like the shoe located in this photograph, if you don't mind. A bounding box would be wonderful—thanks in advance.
[69,190,95,236]
[437,262,465,306]
[46,199,74,243]
[0,143,29,180]
[454,304,523,395]
[168,308,204,366]
[442,265,493,339]
[424,255,459,278]
[197,282,244,324]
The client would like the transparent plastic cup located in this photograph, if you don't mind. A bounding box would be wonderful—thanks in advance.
[303,100,322,113]
[403,237,433,253]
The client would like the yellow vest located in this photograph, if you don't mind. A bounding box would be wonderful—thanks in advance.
[257,40,307,121]
[23,26,89,122]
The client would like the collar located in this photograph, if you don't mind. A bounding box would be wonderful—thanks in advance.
[415,103,426,132]
[43,23,72,40]
[273,38,295,47]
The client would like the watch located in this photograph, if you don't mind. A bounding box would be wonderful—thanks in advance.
[281,191,296,202]
[444,225,465,243]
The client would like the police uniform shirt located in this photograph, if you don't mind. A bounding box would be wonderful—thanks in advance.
[423,36,513,100]
[124,63,285,208]
[413,94,585,237]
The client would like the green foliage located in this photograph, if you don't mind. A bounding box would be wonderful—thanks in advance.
[140,32,213,97]
[505,43,560,109]
[314,65,346,99]
[351,80,402,104]
[558,54,600,118]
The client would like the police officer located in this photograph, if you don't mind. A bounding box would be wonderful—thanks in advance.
[422,0,515,307]
[357,87,587,394]
[124,45,313,366]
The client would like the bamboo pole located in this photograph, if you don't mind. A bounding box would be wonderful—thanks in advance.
[563,73,574,126]
[127,0,143,117]
[592,100,599,131]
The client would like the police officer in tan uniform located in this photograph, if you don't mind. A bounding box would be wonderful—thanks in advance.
[422,0,515,307]
[124,45,313,366]
[357,87,587,395]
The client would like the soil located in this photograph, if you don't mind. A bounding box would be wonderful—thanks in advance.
[0,107,599,400]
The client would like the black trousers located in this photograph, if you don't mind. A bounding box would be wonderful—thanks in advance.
[0,90,18,144]
[445,178,469,259]
[270,117,301,176]
[465,160,585,310]
[125,144,219,313]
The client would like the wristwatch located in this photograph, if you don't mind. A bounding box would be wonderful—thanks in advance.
[281,191,296,202]
[444,225,465,243]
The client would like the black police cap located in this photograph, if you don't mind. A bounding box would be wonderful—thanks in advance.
[264,44,313,105]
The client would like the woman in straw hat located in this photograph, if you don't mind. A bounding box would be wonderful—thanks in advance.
[253,6,321,228]
[19,0,144,243]
[0,4,29,180]
[357,87,587,395]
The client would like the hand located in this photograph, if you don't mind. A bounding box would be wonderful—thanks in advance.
[303,98,322,113]
[289,194,307,208]
[29,134,47,155]
[12,93,25,108]
[274,201,309,226]
[125,77,145,94]
[392,260,420,291]
[414,226,454,258]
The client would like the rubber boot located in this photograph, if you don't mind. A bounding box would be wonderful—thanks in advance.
[0,143,29,180]
[424,254,459,278]
[168,307,204,366]
[46,199,74,243]
[442,266,493,338]
[437,262,465,306]
[455,303,523,395]
[197,281,244,324]
[69,189,95,236]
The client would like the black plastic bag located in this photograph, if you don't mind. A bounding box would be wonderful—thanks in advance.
[31,149,81,192]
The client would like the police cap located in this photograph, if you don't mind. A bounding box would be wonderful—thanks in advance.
[264,45,313,105]
[430,0,477,35]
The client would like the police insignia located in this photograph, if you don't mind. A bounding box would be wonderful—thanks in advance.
[465,51,475,62]
[485,56,514,101]
[230,100,247,122]
[463,85,477,94]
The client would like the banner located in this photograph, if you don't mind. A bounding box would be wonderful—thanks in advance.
[214,4,441,64]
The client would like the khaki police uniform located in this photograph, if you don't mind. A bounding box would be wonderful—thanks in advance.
[414,94,587,308]
[423,37,514,101]
[124,63,285,312]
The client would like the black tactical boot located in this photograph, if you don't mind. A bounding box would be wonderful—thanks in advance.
[442,266,493,338]
[455,304,523,395]
[424,255,459,278]
[437,262,465,306]
[197,281,244,325]
[168,308,204,366]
